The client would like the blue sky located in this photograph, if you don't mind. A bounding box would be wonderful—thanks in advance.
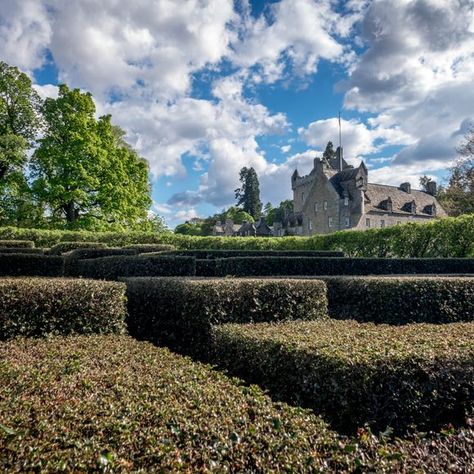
[1,0,473,228]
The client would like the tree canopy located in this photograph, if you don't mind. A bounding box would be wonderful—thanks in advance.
[322,141,336,162]
[234,167,262,219]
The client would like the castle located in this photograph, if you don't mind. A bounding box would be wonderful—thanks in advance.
[273,147,447,236]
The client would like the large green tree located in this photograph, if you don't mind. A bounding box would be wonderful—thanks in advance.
[234,167,262,219]
[0,62,42,225]
[31,84,151,229]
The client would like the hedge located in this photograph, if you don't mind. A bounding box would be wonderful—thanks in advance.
[324,276,474,323]
[211,320,474,435]
[49,241,107,255]
[0,254,63,277]
[63,248,138,276]
[124,243,176,252]
[0,240,34,248]
[126,278,327,355]
[0,214,473,257]
[0,278,126,339]
[166,249,345,258]
[0,248,45,254]
[76,255,196,280]
[215,256,474,276]
[2,335,472,472]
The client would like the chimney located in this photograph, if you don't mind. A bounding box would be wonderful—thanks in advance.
[399,182,411,194]
[426,181,437,196]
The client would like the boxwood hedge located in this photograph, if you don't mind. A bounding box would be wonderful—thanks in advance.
[0,240,34,248]
[2,335,472,472]
[167,249,345,258]
[215,256,474,276]
[126,277,327,355]
[76,255,196,280]
[211,320,474,435]
[324,276,474,323]
[49,241,107,255]
[0,248,45,254]
[0,254,63,277]
[0,278,126,339]
[124,243,176,252]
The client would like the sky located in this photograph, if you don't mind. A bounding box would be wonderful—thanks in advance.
[1,0,473,228]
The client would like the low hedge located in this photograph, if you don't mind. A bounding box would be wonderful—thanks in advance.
[0,254,63,277]
[0,278,126,339]
[216,256,474,276]
[0,240,34,248]
[3,335,472,472]
[167,249,345,258]
[325,276,474,323]
[63,248,138,276]
[126,278,327,355]
[0,248,45,254]
[124,243,176,253]
[49,241,107,255]
[211,320,474,435]
[76,255,196,280]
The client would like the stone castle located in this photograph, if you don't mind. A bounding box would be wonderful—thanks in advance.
[213,147,446,237]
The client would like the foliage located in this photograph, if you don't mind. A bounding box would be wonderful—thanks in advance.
[124,243,176,253]
[126,278,328,356]
[168,249,344,259]
[49,241,107,255]
[0,278,126,340]
[211,320,474,434]
[0,254,63,277]
[0,240,34,248]
[235,167,262,219]
[265,199,293,225]
[325,276,474,323]
[214,256,474,277]
[31,84,151,230]
[76,255,196,280]
[322,141,336,161]
[0,214,473,256]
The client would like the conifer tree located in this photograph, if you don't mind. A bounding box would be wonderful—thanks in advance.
[234,167,262,219]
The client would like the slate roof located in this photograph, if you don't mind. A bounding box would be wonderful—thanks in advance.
[364,183,447,217]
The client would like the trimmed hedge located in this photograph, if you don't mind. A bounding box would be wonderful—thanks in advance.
[125,243,176,253]
[49,241,107,255]
[0,240,34,248]
[211,320,474,434]
[0,278,126,339]
[63,247,138,276]
[0,254,63,277]
[76,255,196,280]
[3,335,471,472]
[215,256,474,276]
[0,214,473,257]
[0,248,45,254]
[167,249,345,258]
[325,276,474,323]
[126,278,327,355]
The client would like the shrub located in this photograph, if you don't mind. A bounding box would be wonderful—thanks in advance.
[0,240,34,248]
[124,243,176,252]
[324,276,474,323]
[76,255,196,280]
[195,258,218,276]
[0,254,63,277]
[211,320,474,435]
[0,248,45,254]
[167,249,345,258]
[0,278,126,340]
[3,335,470,472]
[49,241,107,255]
[215,256,474,276]
[63,248,138,276]
[126,278,327,355]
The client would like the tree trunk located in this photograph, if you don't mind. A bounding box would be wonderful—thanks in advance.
[65,201,77,222]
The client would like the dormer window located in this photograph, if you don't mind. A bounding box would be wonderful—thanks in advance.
[402,200,417,214]
[424,203,436,216]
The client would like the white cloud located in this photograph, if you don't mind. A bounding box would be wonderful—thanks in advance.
[174,208,199,222]
[33,84,59,100]
[281,144,291,153]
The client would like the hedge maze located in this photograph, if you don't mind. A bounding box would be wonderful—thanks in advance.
[0,234,473,471]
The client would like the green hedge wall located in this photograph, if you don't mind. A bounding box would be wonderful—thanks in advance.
[215,256,474,276]
[3,335,471,472]
[211,320,474,435]
[0,214,472,257]
[166,249,345,258]
[126,277,327,355]
[0,254,64,277]
[0,278,126,339]
[0,248,45,254]
[0,240,34,248]
[76,255,196,280]
[325,276,474,323]
[49,241,107,255]
[124,243,176,252]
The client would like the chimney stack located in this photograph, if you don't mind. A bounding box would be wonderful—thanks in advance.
[399,182,411,194]
[426,181,437,196]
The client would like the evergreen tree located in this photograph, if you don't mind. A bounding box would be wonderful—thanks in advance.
[234,167,262,219]
[322,141,336,162]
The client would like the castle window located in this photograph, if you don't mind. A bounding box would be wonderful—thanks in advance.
[366,218,370,228]
[323,200,328,211]
[328,217,333,227]
[381,220,385,228]
[301,192,305,202]
[314,202,318,212]
[308,219,313,231]
[344,197,349,206]
[345,217,350,227]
